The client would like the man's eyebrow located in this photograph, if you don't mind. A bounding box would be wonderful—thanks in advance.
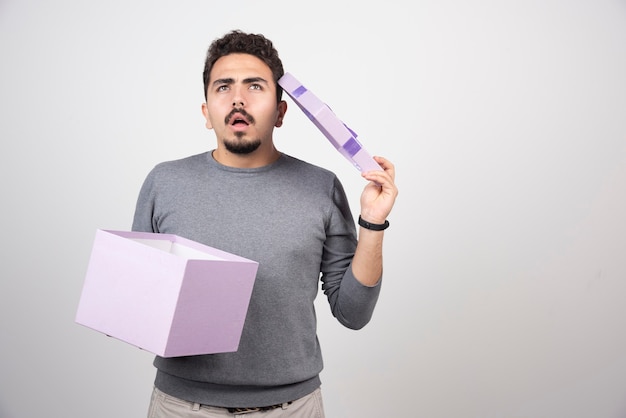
[242,77,269,85]
[212,76,269,86]
[212,77,235,86]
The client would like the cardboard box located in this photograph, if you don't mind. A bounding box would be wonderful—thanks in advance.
[279,72,383,173]
[75,229,258,357]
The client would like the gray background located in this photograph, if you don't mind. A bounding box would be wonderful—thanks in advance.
[2,1,626,417]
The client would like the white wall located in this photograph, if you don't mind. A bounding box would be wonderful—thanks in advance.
[1,1,626,417]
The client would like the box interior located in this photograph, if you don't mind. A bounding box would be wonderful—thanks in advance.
[132,238,226,261]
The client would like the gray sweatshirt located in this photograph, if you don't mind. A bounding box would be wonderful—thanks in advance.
[132,151,382,408]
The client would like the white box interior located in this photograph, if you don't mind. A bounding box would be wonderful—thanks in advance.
[132,238,226,261]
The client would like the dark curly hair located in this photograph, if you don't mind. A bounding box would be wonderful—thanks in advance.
[202,30,284,103]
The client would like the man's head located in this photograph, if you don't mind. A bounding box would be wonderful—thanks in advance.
[201,30,288,163]
[203,30,284,102]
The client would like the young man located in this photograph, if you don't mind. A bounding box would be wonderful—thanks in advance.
[133,30,398,417]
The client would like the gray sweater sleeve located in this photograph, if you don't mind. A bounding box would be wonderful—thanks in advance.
[131,167,158,233]
[320,177,382,330]
[325,265,382,330]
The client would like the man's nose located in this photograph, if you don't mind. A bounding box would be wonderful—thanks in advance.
[232,87,245,107]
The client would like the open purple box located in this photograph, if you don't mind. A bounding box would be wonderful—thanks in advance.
[279,72,383,173]
[75,229,258,357]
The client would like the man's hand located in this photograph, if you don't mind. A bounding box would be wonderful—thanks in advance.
[359,156,398,225]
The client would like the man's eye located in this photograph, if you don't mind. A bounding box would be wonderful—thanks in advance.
[249,84,262,90]
[217,85,229,92]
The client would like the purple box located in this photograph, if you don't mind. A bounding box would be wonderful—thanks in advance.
[279,72,383,173]
[75,229,258,357]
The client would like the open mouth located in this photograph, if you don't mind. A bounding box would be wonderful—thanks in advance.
[226,109,253,127]
[230,116,249,126]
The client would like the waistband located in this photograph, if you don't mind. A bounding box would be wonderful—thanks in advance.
[154,369,321,407]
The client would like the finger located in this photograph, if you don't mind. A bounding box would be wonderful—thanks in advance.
[372,156,395,180]
[362,170,397,196]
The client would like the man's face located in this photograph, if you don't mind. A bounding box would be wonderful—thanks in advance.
[202,53,286,154]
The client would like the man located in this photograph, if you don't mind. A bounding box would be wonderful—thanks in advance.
[133,29,398,417]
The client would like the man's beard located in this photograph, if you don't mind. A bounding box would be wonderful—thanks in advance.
[223,134,262,154]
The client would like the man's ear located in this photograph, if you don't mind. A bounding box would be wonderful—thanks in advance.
[275,100,288,127]
[201,102,213,130]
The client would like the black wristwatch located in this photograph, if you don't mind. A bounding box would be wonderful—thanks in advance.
[358,215,390,231]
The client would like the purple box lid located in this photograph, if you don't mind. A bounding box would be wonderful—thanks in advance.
[279,72,383,173]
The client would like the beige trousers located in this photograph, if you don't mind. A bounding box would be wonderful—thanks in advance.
[147,387,325,418]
